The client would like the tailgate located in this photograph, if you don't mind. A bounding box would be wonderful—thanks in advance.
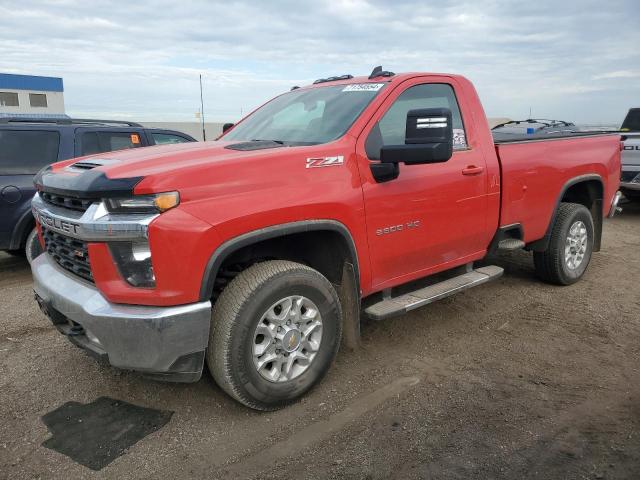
[622,133,640,169]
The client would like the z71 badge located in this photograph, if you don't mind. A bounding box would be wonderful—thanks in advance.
[306,155,344,168]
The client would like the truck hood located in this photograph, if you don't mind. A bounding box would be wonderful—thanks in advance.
[35,140,300,198]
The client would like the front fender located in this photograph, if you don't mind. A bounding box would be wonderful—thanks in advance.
[198,219,360,301]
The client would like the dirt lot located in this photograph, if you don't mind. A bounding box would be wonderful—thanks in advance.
[1,203,639,480]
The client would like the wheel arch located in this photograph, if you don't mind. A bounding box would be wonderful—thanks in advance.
[528,174,604,252]
[9,207,36,251]
[199,220,360,302]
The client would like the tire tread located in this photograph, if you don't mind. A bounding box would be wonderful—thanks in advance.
[533,202,593,285]
[208,260,340,410]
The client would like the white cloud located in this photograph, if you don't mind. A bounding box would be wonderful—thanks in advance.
[594,70,640,80]
[0,0,638,123]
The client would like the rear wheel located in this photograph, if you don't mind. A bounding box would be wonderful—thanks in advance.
[534,202,594,285]
[207,260,342,410]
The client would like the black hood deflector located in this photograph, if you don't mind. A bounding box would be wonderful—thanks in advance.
[34,166,142,199]
[225,140,286,151]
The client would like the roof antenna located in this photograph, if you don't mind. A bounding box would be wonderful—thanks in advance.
[368,65,395,80]
[369,66,383,79]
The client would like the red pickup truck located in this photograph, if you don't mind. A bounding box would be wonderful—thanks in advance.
[31,68,621,410]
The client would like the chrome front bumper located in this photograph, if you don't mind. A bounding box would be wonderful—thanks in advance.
[32,253,211,382]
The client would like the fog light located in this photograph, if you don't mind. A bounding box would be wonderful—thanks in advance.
[109,241,155,287]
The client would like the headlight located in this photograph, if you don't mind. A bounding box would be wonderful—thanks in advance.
[105,191,179,214]
[109,241,155,287]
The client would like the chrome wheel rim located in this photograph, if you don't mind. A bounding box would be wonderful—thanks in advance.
[252,295,323,383]
[565,220,588,270]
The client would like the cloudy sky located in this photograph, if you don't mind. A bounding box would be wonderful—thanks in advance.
[1,0,638,124]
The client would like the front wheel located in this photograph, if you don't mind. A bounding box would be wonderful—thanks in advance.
[534,202,594,285]
[207,260,342,410]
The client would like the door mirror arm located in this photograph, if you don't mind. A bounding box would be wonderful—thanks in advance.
[370,162,399,183]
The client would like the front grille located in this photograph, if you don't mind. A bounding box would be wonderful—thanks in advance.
[621,171,639,183]
[40,191,93,212]
[42,227,93,282]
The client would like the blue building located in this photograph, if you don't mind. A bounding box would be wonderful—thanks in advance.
[0,73,66,118]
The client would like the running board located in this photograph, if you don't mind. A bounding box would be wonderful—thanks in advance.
[364,266,504,321]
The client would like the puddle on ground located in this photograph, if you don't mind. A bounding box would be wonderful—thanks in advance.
[42,396,173,471]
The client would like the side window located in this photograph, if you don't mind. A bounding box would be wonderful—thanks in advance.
[80,131,143,156]
[151,133,192,145]
[366,83,467,160]
[621,109,640,132]
[0,130,60,175]
[0,92,19,107]
[29,93,48,108]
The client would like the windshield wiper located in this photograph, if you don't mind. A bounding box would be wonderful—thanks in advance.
[250,139,285,145]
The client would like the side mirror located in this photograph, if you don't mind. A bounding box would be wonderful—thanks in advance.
[222,122,234,134]
[380,108,453,166]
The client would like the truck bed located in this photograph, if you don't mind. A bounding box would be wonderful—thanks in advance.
[494,133,621,244]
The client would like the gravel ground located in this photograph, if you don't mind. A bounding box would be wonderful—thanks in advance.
[1,202,639,479]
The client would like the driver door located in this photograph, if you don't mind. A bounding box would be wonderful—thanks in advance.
[356,78,490,289]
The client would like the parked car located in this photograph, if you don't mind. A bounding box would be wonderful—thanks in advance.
[30,68,621,410]
[0,117,196,261]
[620,108,640,201]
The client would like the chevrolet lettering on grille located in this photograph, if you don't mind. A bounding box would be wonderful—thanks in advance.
[36,212,81,236]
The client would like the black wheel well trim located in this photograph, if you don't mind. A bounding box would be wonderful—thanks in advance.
[10,208,36,250]
[199,220,360,302]
[527,174,604,252]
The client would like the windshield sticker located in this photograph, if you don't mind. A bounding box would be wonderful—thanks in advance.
[342,83,385,92]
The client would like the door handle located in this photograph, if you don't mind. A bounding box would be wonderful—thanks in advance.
[462,165,484,176]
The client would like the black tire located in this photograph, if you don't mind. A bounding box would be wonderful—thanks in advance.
[533,202,594,285]
[25,228,43,265]
[207,260,342,410]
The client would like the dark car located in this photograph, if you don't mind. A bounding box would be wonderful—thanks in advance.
[0,117,196,261]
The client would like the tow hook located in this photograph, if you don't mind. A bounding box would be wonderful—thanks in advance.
[34,292,49,316]
[67,324,85,337]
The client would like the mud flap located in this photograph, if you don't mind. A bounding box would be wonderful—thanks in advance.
[338,262,361,350]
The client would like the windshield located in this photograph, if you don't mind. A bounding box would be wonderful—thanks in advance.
[222,83,386,145]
